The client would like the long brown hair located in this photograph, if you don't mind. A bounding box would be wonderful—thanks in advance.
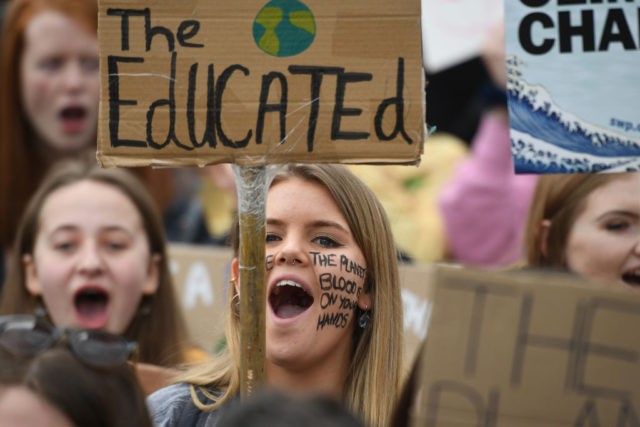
[0,160,190,366]
[0,0,98,248]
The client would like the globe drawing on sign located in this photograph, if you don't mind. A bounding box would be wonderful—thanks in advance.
[253,0,316,57]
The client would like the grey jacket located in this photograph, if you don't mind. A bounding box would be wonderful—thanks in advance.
[147,383,237,427]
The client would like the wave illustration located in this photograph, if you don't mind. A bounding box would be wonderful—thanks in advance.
[506,56,640,174]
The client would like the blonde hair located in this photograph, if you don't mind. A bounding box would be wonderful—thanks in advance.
[180,164,403,427]
[524,172,628,268]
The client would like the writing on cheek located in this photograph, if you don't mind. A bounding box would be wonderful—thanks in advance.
[265,255,274,272]
[310,251,337,267]
[340,254,366,279]
[317,311,349,329]
[316,284,361,330]
[319,272,359,295]
[316,253,366,331]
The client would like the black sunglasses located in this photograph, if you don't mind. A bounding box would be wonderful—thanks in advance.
[0,315,138,369]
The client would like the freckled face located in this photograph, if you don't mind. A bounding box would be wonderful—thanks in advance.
[565,174,640,289]
[24,181,159,333]
[264,178,368,374]
[20,10,99,156]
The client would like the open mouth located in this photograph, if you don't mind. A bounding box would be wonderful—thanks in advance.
[61,106,87,120]
[59,106,87,133]
[269,280,314,319]
[622,269,640,287]
[74,288,109,327]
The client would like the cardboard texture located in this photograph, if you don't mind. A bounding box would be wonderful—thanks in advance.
[411,266,640,427]
[168,244,233,353]
[168,244,434,364]
[97,0,425,167]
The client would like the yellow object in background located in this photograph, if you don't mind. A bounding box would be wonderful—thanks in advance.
[349,133,467,264]
[201,178,236,239]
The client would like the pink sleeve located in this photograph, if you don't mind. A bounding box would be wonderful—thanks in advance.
[438,114,538,268]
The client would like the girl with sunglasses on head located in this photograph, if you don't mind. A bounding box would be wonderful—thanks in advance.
[0,161,207,389]
[149,164,404,427]
[0,315,152,427]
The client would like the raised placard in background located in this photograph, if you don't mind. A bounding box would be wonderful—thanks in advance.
[97,0,424,167]
[506,2,640,174]
[412,266,640,426]
[168,244,232,353]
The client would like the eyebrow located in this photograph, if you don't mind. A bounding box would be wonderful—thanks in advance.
[48,224,134,235]
[266,218,350,234]
[596,210,640,222]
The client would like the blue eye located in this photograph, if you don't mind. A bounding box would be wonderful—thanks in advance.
[266,233,281,243]
[313,236,341,248]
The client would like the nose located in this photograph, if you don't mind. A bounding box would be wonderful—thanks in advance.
[62,62,86,93]
[275,235,307,267]
[77,241,104,275]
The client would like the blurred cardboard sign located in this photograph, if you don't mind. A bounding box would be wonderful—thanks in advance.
[168,244,434,362]
[168,244,233,353]
[400,263,436,367]
[97,0,425,167]
[411,266,640,426]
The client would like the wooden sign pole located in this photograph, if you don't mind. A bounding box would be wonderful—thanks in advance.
[234,165,267,399]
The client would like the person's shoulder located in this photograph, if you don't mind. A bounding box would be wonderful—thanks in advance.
[147,383,195,426]
[147,382,225,427]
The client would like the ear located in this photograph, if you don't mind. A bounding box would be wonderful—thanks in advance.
[142,254,161,295]
[23,254,42,296]
[539,219,551,260]
[231,257,240,295]
[357,291,372,311]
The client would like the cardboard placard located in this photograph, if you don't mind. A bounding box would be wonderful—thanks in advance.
[506,2,640,174]
[97,0,425,167]
[400,263,436,367]
[168,244,434,363]
[411,266,640,426]
[168,244,233,353]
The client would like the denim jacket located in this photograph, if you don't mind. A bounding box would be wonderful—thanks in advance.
[147,382,236,427]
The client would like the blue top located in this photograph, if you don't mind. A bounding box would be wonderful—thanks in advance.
[147,383,237,427]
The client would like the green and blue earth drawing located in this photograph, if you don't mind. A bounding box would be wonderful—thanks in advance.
[253,0,316,57]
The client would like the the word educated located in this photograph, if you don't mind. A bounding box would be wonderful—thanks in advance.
[105,8,413,153]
